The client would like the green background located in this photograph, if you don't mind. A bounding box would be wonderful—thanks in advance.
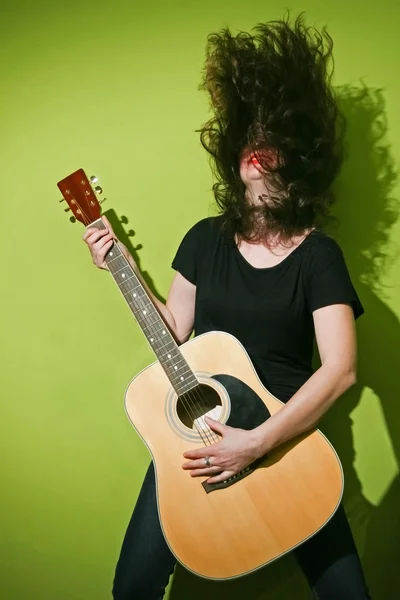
[1,1,399,598]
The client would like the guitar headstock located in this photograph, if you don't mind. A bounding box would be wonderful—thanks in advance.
[57,168,106,226]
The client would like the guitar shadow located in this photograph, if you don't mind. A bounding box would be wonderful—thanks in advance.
[102,211,167,305]
[108,83,400,600]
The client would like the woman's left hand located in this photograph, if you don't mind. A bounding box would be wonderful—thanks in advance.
[182,416,262,484]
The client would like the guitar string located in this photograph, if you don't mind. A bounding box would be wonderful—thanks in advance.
[71,198,218,446]
[90,216,220,446]
[110,246,219,447]
[76,202,219,447]
[108,240,219,447]
[113,255,217,447]
[85,214,214,445]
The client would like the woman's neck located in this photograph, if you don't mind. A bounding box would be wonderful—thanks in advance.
[242,182,313,249]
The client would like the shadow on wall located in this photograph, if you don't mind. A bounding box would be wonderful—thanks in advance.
[326,84,400,600]
[110,83,400,600]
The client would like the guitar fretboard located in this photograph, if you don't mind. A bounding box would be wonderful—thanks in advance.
[90,219,198,396]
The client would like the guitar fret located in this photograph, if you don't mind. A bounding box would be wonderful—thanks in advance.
[169,376,194,387]
[126,293,153,306]
[143,330,175,343]
[175,380,198,393]
[167,366,193,377]
[163,357,186,367]
[146,339,176,353]
[123,287,146,299]
[113,264,133,275]
[178,378,197,388]
[131,308,159,325]
[179,382,198,393]
[134,320,170,336]
[165,365,191,377]
[130,307,158,318]
[115,274,136,285]
[107,254,124,264]
[171,378,196,390]
[148,340,173,354]
[115,272,137,290]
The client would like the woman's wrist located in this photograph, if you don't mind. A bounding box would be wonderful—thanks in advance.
[248,424,273,459]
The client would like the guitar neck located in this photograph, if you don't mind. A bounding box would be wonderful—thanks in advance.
[90,219,198,396]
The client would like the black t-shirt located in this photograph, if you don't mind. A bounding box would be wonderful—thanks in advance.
[171,216,363,402]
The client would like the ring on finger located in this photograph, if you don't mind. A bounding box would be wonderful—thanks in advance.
[204,456,212,468]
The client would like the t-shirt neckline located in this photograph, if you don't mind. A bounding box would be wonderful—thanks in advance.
[233,229,316,272]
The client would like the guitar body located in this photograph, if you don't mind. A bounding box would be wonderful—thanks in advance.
[125,331,343,580]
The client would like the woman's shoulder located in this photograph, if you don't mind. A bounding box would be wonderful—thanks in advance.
[183,215,225,241]
[193,214,224,230]
[303,229,345,261]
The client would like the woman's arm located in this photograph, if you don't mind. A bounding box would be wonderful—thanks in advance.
[182,302,358,482]
[251,303,357,456]
[165,272,196,344]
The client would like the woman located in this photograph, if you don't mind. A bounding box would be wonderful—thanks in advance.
[83,14,371,600]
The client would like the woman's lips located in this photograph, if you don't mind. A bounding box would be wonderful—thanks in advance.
[250,154,263,170]
[250,155,261,166]
[248,148,277,170]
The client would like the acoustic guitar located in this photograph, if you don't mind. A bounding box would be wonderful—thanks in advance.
[57,168,343,580]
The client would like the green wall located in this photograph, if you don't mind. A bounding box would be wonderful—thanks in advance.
[1,1,399,598]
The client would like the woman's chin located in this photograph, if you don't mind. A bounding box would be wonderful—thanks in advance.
[240,166,265,184]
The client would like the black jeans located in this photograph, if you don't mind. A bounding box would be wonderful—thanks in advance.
[112,463,371,600]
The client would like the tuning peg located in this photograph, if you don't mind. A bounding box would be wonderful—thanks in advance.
[90,175,98,184]
[99,197,107,205]
[59,198,65,203]
[94,185,103,194]
[69,216,76,223]
[64,207,71,212]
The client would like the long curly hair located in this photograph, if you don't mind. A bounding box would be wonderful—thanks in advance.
[199,13,345,242]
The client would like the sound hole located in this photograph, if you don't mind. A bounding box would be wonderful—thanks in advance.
[177,383,222,430]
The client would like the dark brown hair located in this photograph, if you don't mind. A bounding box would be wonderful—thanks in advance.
[199,13,345,242]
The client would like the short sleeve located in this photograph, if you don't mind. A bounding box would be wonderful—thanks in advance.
[306,236,364,319]
[171,219,209,285]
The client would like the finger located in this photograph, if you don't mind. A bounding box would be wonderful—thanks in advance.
[82,228,96,241]
[183,448,211,460]
[102,215,116,236]
[83,228,110,245]
[204,416,229,436]
[93,239,113,265]
[91,233,114,252]
[189,466,223,478]
[206,470,234,484]
[90,238,114,262]
[182,457,217,470]
[83,227,107,241]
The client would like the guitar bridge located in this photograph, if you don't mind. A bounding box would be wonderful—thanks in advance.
[201,465,254,494]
